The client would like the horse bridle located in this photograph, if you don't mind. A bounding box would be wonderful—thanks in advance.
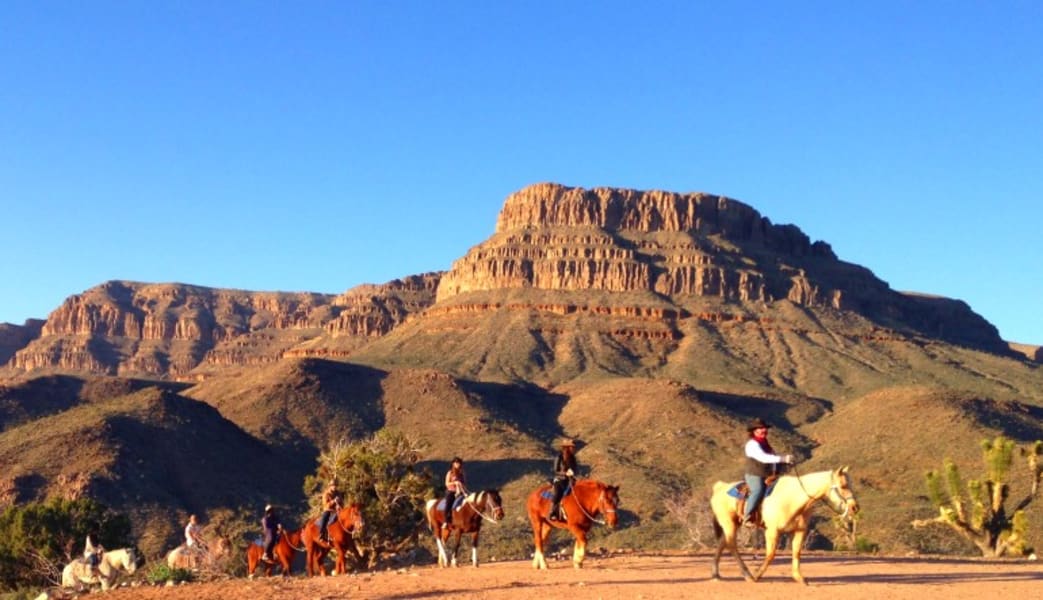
[465,491,504,524]
[572,488,616,526]
[792,463,858,519]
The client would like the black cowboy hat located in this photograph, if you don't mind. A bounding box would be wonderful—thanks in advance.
[747,418,772,432]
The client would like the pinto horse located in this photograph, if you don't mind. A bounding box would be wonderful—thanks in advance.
[61,548,138,591]
[526,479,620,569]
[167,536,231,571]
[425,489,505,567]
[710,466,859,584]
[246,527,304,578]
[301,503,365,576]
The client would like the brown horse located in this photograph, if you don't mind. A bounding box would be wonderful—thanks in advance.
[425,489,505,567]
[526,479,620,569]
[709,466,859,584]
[246,527,304,578]
[301,503,365,576]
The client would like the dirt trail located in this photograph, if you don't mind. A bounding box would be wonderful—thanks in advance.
[93,552,1042,600]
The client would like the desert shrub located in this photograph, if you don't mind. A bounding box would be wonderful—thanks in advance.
[303,430,434,569]
[144,562,194,585]
[0,497,132,591]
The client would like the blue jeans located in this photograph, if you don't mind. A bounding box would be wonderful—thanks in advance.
[743,474,765,520]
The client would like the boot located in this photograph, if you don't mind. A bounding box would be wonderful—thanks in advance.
[548,503,561,521]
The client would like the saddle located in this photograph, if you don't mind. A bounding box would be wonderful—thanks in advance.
[731,475,779,526]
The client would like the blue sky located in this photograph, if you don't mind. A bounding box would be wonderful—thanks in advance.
[2,2,1041,344]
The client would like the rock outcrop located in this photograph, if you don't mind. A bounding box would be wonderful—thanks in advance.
[8,276,441,378]
[435,183,1005,353]
[0,319,44,367]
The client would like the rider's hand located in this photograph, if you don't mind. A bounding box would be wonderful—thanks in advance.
[566,469,574,477]
[782,454,795,464]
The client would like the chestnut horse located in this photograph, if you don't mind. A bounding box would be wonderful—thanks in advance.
[710,466,859,584]
[526,479,620,569]
[301,503,365,576]
[425,489,505,567]
[246,527,304,578]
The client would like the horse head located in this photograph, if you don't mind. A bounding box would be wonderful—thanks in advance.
[830,466,860,519]
[599,484,621,528]
[113,548,138,574]
[337,502,365,535]
[481,489,505,521]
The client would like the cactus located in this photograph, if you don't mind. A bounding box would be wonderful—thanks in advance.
[912,435,1041,557]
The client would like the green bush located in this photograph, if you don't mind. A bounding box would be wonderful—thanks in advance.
[145,563,194,585]
[304,430,435,569]
[0,497,132,591]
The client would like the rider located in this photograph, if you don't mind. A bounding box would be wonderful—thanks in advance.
[442,457,467,530]
[741,418,793,526]
[548,438,578,521]
[318,480,342,543]
[184,514,207,553]
[260,504,283,562]
[83,531,104,578]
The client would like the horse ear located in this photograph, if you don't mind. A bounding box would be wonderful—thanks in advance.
[840,465,850,474]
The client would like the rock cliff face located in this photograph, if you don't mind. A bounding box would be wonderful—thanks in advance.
[436,183,1005,353]
[7,276,440,378]
[0,320,44,367]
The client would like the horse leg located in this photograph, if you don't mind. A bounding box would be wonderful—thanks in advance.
[530,517,550,570]
[434,530,448,567]
[471,530,480,567]
[752,527,780,582]
[790,527,808,585]
[569,526,587,569]
[451,530,463,567]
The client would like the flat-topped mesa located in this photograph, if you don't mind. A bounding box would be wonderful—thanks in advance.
[495,183,836,257]
[438,183,838,303]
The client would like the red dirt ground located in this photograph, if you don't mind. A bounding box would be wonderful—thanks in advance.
[93,552,1042,600]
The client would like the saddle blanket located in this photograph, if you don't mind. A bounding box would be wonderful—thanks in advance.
[436,496,467,512]
[539,485,572,501]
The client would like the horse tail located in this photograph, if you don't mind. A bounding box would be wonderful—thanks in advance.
[711,504,724,541]
[424,499,437,532]
[710,481,730,541]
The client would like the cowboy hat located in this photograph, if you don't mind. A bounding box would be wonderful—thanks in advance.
[560,438,576,447]
[747,418,772,431]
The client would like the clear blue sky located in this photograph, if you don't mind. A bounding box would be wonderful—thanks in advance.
[2,2,1041,344]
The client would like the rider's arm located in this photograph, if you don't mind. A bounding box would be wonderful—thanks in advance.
[744,439,784,464]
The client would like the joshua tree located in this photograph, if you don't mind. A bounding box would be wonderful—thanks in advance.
[913,436,1042,556]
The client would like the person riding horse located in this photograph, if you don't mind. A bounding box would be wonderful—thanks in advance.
[741,418,793,526]
[83,532,104,578]
[184,514,207,554]
[318,481,342,543]
[442,457,467,530]
[549,439,578,521]
[261,504,283,562]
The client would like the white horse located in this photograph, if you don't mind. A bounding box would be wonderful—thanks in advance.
[61,547,138,591]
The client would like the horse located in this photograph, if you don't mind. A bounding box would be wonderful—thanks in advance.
[425,489,505,567]
[526,479,620,569]
[246,527,305,578]
[301,503,365,576]
[61,547,138,591]
[166,536,231,571]
[709,466,859,584]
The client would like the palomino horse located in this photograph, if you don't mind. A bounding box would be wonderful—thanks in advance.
[246,527,305,578]
[166,537,231,571]
[526,479,620,569]
[301,503,365,576]
[710,466,859,584]
[61,547,138,591]
[425,489,505,567]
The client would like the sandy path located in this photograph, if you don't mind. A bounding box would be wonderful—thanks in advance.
[96,553,1042,600]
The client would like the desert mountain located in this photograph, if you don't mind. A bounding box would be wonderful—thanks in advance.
[1,183,1041,559]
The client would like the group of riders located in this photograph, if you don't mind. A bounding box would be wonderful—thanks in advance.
[76,418,790,570]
